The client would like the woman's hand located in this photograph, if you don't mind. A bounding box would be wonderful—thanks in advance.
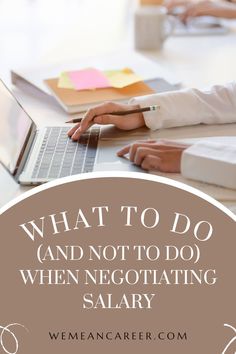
[180,0,236,21]
[117,140,190,173]
[68,102,145,141]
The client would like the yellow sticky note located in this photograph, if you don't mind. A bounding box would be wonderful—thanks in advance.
[58,72,74,89]
[104,68,142,88]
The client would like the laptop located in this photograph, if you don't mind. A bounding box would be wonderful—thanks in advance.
[0,78,178,185]
[0,80,143,185]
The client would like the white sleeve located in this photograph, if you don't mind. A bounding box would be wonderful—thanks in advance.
[180,142,236,189]
[129,82,236,130]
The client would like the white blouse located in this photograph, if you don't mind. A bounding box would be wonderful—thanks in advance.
[130,82,236,189]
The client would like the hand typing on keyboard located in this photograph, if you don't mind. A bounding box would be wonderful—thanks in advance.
[165,0,236,22]
[33,127,100,179]
[67,102,145,142]
[180,1,236,22]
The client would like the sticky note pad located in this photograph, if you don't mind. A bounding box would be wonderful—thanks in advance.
[104,68,142,88]
[68,68,110,90]
[57,68,142,91]
[58,72,74,89]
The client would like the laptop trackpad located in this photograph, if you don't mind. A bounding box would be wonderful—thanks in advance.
[95,140,143,172]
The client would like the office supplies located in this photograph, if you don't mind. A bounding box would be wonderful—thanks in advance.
[44,78,154,114]
[104,68,142,88]
[58,72,74,89]
[59,68,142,90]
[65,105,160,124]
[11,51,179,95]
[67,68,110,90]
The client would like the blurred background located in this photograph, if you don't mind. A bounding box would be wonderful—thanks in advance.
[0,0,136,83]
[1,0,236,87]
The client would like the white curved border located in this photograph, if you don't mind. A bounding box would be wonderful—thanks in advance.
[0,172,235,221]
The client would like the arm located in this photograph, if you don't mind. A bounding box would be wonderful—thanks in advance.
[179,0,236,21]
[130,82,236,131]
[117,140,236,189]
[68,82,236,140]
[164,0,194,11]
[181,142,236,189]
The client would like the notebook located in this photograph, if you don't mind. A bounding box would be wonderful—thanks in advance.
[11,51,179,95]
[44,78,155,114]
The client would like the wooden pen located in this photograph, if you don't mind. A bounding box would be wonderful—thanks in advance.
[65,105,160,123]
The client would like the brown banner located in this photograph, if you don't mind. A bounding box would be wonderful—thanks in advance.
[0,176,235,354]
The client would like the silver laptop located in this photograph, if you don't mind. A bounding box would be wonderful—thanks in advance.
[0,80,144,185]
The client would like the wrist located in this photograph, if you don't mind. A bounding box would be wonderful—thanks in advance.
[138,112,145,126]
[129,103,145,126]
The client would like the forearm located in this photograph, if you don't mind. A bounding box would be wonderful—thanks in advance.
[215,3,236,18]
[215,8,236,18]
[130,82,236,130]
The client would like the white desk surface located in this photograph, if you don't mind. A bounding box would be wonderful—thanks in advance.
[1,0,236,212]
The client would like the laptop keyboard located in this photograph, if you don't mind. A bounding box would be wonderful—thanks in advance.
[32,126,100,179]
[173,17,227,36]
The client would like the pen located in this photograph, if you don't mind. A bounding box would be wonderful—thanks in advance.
[65,105,160,123]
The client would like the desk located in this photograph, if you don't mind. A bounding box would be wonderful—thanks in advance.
[0,0,236,212]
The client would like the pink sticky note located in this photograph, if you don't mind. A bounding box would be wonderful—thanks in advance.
[68,68,110,90]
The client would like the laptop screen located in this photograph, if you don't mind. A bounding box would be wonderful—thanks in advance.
[0,81,33,175]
